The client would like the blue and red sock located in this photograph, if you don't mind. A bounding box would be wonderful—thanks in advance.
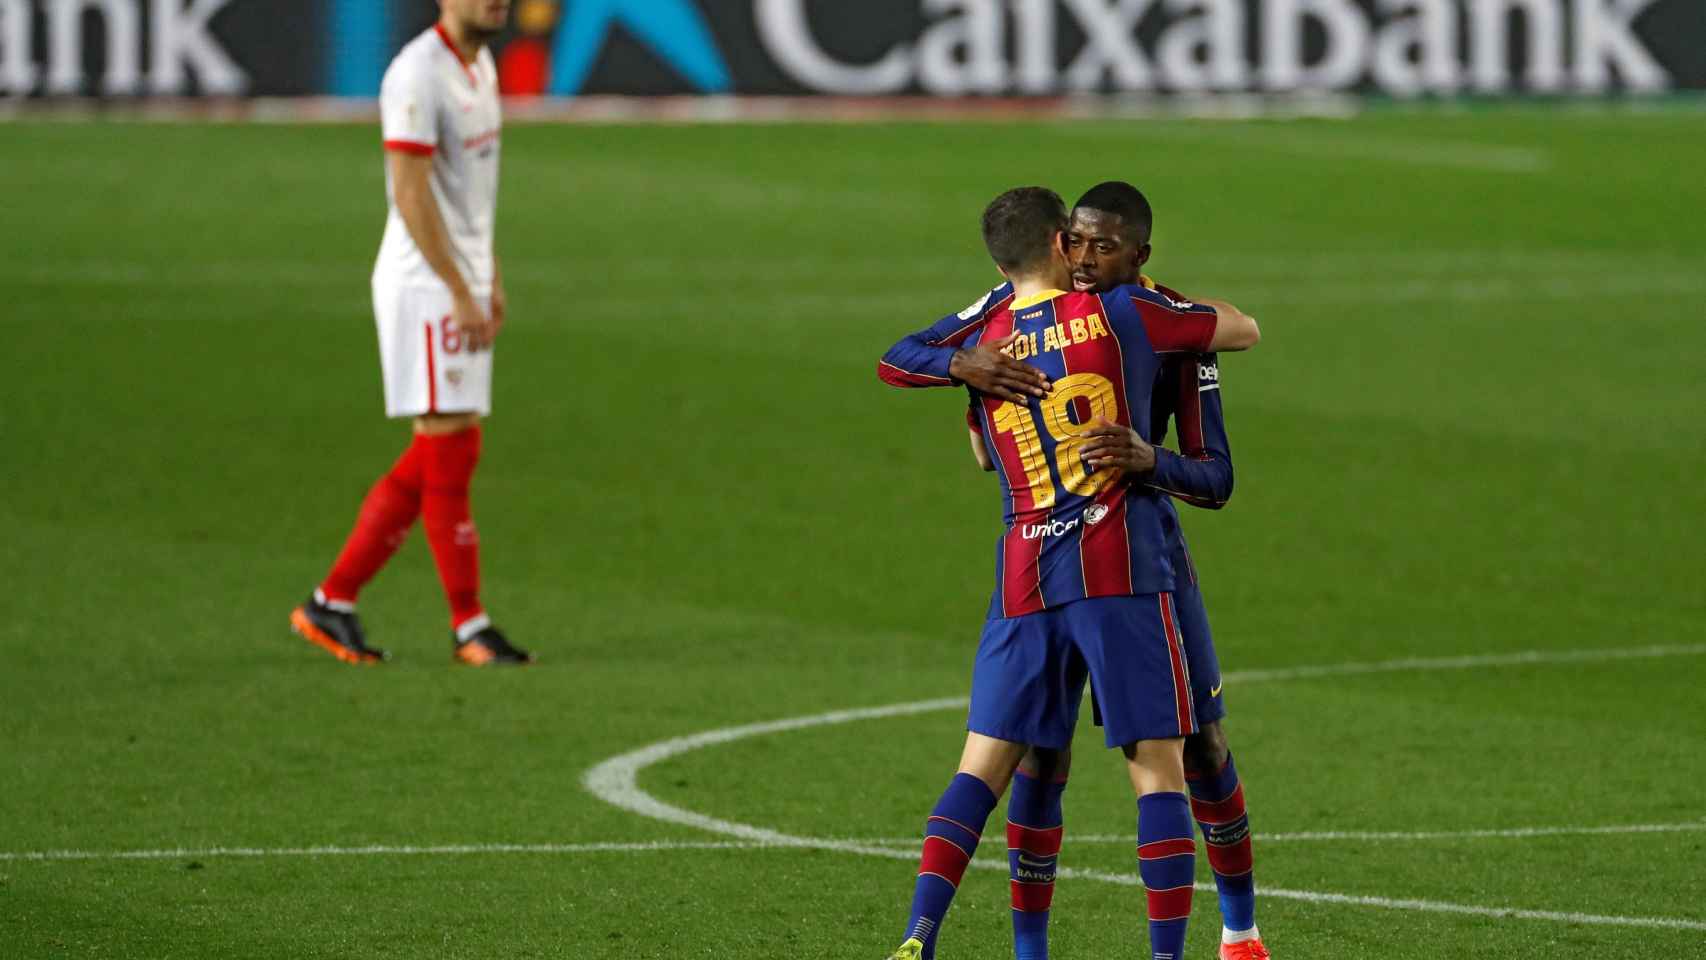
[1006,770,1067,960]
[905,772,998,959]
[1187,754,1256,936]
[1137,792,1196,960]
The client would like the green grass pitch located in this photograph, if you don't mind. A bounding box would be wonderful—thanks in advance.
[2,106,1704,959]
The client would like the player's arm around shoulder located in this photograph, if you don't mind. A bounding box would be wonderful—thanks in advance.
[1148,352,1234,509]
[1198,299,1259,352]
[878,283,1050,403]
[879,284,1006,388]
[876,285,1006,388]
[1118,283,1259,354]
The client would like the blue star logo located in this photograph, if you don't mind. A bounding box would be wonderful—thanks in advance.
[550,0,732,95]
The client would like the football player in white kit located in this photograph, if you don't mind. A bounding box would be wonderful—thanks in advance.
[291,0,531,666]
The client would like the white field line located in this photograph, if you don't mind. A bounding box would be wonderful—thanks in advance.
[1263,135,1550,173]
[10,645,1706,931]
[1052,864,1706,933]
[1050,121,1551,173]
[582,697,970,852]
[855,820,1706,847]
[18,841,1698,932]
[17,819,1700,864]
[578,642,1706,932]
[1220,642,1706,685]
[0,841,765,862]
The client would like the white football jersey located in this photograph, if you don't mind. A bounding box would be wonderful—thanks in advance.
[374,25,501,293]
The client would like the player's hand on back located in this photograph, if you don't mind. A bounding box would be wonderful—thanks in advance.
[1080,417,1156,479]
[450,289,497,351]
[950,333,1053,404]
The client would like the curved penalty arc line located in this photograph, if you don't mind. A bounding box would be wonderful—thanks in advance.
[582,643,1706,933]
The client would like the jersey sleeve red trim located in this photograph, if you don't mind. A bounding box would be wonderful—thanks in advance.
[384,139,436,156]
[876,358,954,387]
[1150,281,1189,303]
[1131,294,1216,354]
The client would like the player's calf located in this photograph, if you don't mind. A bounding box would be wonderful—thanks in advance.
[1007,768,1067,960]
[895,772,999,960]
[1137,790,1196,960]
[1123,737,1194,960]
[1187,751,1263,955]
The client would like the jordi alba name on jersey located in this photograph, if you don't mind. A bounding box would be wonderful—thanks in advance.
[969,286,1216,619]
[375,25,502,293]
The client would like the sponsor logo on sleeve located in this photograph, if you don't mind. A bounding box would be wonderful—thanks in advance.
[958,287,998,322]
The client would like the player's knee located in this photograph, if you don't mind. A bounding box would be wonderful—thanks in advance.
[414,412,481,436]
[1183,722,1229,776]
[1021,745,1071,782]
[1121,737,1186,795]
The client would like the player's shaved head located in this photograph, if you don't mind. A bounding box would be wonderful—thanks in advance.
[1066,181,1155,292]
[982,187,1068,274]
[1074,181,1153,244]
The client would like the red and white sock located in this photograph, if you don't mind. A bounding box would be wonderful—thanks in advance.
[418,426,485,632]
[318,440,424,606]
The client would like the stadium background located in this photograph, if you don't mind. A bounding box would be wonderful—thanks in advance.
[2,0,1705,98]
[3,2,1704,959]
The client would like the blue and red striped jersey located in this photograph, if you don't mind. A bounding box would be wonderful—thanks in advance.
[1140,279,1236,586]
[1143,278,1233,511]
[884,277,1237,603]
[1149,351,1233,510]
[884,283,1219,618]
[877,283,1018,388]
[1148,345,1234,590]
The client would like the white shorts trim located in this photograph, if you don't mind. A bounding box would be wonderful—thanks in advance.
[372,279,493,419]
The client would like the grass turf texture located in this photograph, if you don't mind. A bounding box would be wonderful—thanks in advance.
[2,108,1704,959]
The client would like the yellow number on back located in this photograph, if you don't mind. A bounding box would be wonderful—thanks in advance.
[990,372,1120,506]
[1044,373,1119,496]
[992,400,1055,509]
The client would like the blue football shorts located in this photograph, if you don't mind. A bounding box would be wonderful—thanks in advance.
[1089,553,1226,731]
[966,593,1198,749]
[1171,567,1225,726]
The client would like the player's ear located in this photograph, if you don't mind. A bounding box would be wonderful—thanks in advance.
[1133,242,1152,270]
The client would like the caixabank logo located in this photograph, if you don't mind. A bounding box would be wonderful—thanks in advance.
[3,0,1703,97]
[326,0,1706,97]
[737,0,1701,95]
